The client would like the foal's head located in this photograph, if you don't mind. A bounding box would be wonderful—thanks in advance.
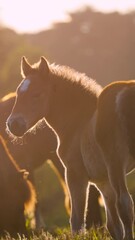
[7,57,50,137]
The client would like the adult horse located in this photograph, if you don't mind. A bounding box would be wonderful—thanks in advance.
[0,135,36,237]
[6,56,134,239]
[0,92,102,228]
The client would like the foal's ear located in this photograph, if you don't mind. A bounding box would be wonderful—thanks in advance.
[39,56,49,76]
[21,56,32,77]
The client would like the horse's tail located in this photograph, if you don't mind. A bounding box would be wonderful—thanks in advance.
[116,85,135,157]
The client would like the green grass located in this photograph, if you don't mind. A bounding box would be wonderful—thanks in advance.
[0,227,112,240]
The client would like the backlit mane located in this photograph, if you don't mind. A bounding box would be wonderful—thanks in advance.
[50,63,102,97]
[26,60,102,98]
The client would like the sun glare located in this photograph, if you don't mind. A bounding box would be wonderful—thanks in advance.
[1,0,135,33]
[0,0,71,33]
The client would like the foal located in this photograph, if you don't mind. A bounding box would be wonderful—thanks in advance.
[6,56,134,239]
[0,92,102,228]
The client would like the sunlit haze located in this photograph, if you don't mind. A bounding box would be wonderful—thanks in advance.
[0,0,135,33]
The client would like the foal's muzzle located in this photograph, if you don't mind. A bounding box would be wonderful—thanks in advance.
[7,116,27,137]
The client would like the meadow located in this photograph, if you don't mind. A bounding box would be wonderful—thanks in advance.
[0,227,112,240]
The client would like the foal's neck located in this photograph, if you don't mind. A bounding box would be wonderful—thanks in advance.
[46,68,102,141]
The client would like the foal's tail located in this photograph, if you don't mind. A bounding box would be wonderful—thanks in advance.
[116,85,135,157]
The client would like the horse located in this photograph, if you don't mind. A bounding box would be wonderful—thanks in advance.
[6,56,133,239]
[0,135,36,237]
[0,92,102,228]
[95,80,135,240]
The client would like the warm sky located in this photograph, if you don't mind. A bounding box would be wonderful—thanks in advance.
[0,0,135,33]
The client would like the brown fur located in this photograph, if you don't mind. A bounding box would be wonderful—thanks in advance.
[7,56,132,239]
[0,92,102,228]
[96,80,135,240]
[0,135,36,237]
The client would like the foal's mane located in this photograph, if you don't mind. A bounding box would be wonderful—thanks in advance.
[27,60,102,98]
[50,64,102,97]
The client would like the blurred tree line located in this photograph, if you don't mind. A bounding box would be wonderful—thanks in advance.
[1,7,135,97]
[1,7,135,228]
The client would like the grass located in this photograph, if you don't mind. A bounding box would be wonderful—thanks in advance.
[0,227,112,240]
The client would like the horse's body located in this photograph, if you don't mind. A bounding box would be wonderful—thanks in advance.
[0,93,102,228]
[0,135,36,236]
[95,81,135,239]
[6,57,135,239]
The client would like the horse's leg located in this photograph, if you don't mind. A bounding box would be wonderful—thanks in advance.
[97,180,124,240]
[108,166,134,240]
[65,167,89,232]
[86,185,102,228]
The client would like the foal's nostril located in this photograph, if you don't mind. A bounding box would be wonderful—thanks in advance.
[8,118,27,137]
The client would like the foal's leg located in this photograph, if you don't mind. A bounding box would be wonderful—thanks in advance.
[97,181,124,240]
[108,166,134,240]
[86,185,102,228]
[65,167,89,232]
